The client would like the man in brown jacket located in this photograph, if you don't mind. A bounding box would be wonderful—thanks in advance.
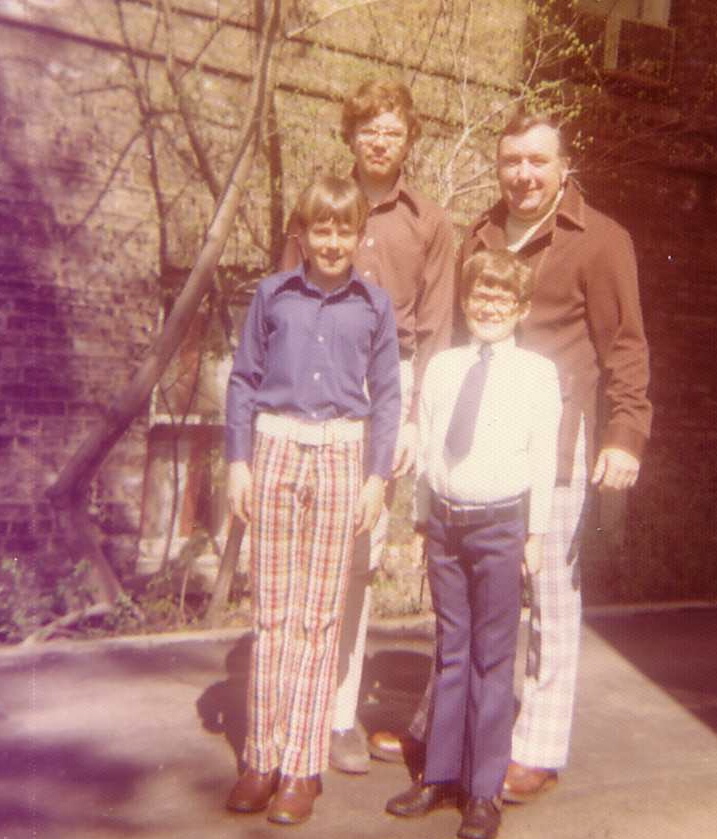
[376,112,652,810]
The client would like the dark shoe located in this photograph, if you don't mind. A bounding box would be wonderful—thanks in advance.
[330,726,370,774]
[501,761,558,803]
[226,766,279,813]
[267,775,322,825]
[457,796,502,839]
[385,779,459,818]
[369,730,426,776]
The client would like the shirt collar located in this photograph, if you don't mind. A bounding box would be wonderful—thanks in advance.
[468,333,516,356]
[275,261,374,302]
[350,166,421,216]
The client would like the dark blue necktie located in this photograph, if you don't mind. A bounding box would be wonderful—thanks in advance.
[444,343,492,461]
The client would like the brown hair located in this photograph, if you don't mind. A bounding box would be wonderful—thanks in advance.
[498,110,570,160]
[459,249,534,308]
[341,79,421,146]
[294,175,368,233]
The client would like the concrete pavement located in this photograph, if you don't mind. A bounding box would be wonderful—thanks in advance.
[1,606,716,839]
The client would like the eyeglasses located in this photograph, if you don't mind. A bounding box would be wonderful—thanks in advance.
[355,127,407,146]
[464,292,521,317]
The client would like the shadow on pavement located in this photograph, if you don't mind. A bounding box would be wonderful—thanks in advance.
[585,607,717,732]
[195,634,433,769]
[0,737,148,837]
[196,635,251,772]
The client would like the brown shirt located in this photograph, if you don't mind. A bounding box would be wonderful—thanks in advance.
[458,180,652,483]
[282,173,455,422]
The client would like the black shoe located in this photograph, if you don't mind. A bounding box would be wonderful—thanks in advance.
[386,779,458,818]
[457,796,501,839]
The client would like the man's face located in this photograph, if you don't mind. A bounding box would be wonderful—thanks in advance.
[497,124,568,221]
[350,110,410,187]
[301,217,359,290]
[461,283,528,344]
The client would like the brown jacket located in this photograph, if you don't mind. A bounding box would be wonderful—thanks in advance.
[458,180,652,483]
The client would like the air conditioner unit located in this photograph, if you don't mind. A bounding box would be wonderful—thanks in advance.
[606,17,675,84]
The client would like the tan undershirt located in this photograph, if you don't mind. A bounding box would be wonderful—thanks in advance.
[505,187,565,252]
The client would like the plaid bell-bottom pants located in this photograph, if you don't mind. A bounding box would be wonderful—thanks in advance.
[243,431,363,777]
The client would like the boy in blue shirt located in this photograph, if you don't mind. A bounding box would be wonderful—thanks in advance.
[224,175,401,826]
[386,249,561,839]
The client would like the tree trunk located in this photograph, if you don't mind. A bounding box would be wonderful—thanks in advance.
[46,0,284,606]
[204,517,247,628]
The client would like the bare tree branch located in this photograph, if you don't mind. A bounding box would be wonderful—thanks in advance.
[160,0,223,198]
[46,0,285,607]
[285,0,384,38]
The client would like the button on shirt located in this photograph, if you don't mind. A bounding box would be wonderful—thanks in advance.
[225,265,401,479]
[415,336,562,533]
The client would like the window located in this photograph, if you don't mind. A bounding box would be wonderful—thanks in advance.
[578,0,674,83]
[578,1,671,27]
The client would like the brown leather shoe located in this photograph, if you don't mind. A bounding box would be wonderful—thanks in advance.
[267,775,322,825]
[501,761,558,803]
[458,796,501,839]
[385,778,459,817]
[226,766,279,813]
[369,730,426,776]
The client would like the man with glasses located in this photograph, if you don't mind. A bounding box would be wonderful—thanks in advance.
[372,111,652,808]
[282,79,455,774]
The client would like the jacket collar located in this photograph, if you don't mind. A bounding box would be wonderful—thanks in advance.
[470,178,586,247]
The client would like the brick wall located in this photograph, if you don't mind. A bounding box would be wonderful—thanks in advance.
[573,0,717,599]
[1,0,715,608]
[0,0,522,601]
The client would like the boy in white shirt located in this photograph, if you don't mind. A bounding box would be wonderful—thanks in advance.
[386,249,561,839]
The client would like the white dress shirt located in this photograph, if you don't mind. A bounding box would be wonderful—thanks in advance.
[415,335,561,533]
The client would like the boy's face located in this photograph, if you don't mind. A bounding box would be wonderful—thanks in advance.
[461,282,528,344]
[301,217,360,289]
[350,109,410,187]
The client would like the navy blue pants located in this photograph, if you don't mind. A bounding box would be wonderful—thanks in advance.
[422,507,524,799]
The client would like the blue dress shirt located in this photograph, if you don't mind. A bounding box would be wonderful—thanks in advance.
[226,264,401,478]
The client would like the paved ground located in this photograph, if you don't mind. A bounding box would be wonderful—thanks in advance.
[1,605,717,839]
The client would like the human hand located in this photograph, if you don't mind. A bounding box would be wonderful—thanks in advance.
[226,461,252,524]
[392,422,418,478]
[591,446,640,491]
[355,475,386,535]
[523,533,544,576]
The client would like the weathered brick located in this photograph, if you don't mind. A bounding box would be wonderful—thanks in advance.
[14,298,59,318]
[23,401,66,416]
[2,384,40,400]
[3,537,40,553]
[0,504,32,519]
